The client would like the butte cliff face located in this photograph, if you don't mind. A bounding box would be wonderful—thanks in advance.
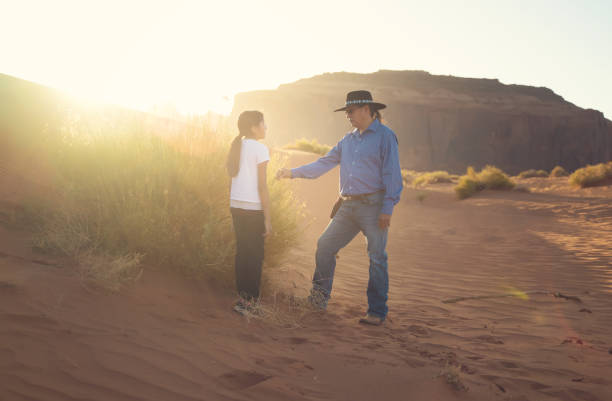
[232,70,612,174]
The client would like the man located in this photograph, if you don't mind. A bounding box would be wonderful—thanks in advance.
[277,90,403,326]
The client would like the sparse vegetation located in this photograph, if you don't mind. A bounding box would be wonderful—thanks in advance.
[401,169,417,185]
[284,138,331,156]
[413,171,456,187]
[517,169,548,178]
[26,115,303,290]
[236,292,319,328]
[568,162,612,187]
[437,364,468,392]
[402,169,458,187]
[78,252,143,292]
[455,166,515,199]
[549,165,569,177]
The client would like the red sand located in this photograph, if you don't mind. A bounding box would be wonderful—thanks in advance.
[1,150,611,400]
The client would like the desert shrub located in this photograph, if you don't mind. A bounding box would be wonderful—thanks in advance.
[284,138,331,155]
[77,252,143,292]
[455,165,514,199]
[401,169,417,185]
[412,171,455,187]
[517,169,548,178]
[416,193,427,203]
[568,162,612,187]
[455,176,482,200]
[30,120,303,286]
[402,169,458,187]
[549,165,569,177]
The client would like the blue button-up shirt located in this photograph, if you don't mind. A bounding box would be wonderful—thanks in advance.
[291,119,403,215]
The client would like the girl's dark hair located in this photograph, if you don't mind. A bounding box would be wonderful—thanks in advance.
[226,110,264,177]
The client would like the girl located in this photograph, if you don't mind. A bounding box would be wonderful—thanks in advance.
[226,110,271,314]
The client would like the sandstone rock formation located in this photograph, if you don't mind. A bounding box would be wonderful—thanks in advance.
[232,70,612,174]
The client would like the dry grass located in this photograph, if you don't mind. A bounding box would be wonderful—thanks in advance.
[77,252,143,292]
[402,169,458,187]
[550,165,569,177]
[416,192,427,203]
[25,114,304,290]
[234,292,319,328]
[412,171,457,187]
[517,169,548,178]
[455,166,515,199]
[568,161,612,187]
[437,364,468,392]
[284,138,331,156]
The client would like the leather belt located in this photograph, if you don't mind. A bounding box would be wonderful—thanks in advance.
[340,191,382,201]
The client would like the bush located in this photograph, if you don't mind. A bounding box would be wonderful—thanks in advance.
[550,166,569,177]
[284,138,331,155]
[517,169,548,178]
[401,169,417,185]
[455,176,482,199]
[568,162,612,187]
[412,171,456,187]
[29,119,303,287]
[402,169,458,187]
[455,165,514,199]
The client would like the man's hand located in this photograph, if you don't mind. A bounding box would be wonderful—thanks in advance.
[276,168,292,180]
[378,214,391,230]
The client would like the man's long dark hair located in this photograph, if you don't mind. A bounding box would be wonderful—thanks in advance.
[226,110,264,177]
[367,105,382,121]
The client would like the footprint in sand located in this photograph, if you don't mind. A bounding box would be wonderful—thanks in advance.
[406,324,431,338]
[499,361,518,368]
[235,332,263,343]
[217,370,271,390]
[474,334,504,344]
[287,337,309,345]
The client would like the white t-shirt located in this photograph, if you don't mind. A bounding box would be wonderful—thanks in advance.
[230,139,270,207]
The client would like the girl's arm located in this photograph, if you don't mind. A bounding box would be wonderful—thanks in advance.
[257,161,272,237]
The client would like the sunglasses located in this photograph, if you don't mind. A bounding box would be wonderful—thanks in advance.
[345,105,365,115]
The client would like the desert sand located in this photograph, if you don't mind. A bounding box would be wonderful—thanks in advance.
[1,150,611,401]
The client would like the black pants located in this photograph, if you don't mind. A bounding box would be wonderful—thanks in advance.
[230,207,264,300]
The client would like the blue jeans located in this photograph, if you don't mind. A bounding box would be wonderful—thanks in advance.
[311,191,389,319]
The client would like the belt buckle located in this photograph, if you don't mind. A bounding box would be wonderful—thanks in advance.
[343,194,364,201]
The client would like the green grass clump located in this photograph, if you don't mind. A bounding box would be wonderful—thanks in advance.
[284,138,331,155]
[568,162,612,187]
[549,166,569,177]
[517,169,548,178]
[29,118,303,287]
[455,166,515,199]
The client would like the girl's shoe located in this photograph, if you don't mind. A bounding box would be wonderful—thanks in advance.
[233,303,247,315]
[233,298,249,315]
[233,298,259,316]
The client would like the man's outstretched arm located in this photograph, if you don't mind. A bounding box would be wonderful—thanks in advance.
[278,141,342,179]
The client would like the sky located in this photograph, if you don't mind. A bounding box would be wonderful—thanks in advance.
[1,0,611,117]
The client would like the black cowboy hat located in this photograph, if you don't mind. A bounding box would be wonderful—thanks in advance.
[334,90,386,112]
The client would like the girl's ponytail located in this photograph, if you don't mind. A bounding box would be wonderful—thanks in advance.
[226,134,243,177]
[226,110,264,177]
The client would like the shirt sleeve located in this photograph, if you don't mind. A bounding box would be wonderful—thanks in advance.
[291,140,341,179]
[381,131,403,215]
[257,143,270,164]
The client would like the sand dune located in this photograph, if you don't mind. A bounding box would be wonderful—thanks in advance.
[1,151,611,400]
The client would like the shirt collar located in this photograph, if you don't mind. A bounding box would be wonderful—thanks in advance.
[351,119,381,136]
